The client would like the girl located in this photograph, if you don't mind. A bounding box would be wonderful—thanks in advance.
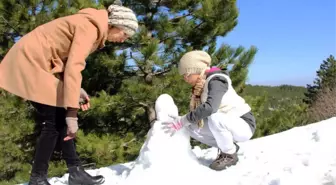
[0,3,138,185]
[166,50,256,171]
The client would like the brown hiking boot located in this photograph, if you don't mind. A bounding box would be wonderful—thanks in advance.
[209,143,240,171]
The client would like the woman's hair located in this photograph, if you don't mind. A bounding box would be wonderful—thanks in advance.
[189,69,207,128]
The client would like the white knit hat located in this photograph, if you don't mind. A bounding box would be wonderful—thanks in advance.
[178,50,212,75]
[107,4,138,37]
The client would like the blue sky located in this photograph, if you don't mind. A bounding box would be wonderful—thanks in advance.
[217,0,335,86]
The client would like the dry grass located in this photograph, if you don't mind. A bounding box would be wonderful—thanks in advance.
[308,86,336,122]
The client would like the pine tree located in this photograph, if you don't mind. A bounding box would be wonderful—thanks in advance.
[304,55,336,105]
[303,55,336,122]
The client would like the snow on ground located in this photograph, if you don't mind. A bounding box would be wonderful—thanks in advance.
[20,94,336,185]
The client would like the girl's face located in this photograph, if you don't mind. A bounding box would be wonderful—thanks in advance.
[107,27,129,43]
[183,73,200,86]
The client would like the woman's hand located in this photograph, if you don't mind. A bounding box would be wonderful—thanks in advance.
[64,117,78,141]
[79,88,90,111]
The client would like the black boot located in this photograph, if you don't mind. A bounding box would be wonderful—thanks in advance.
[28,172,51,185]
[68,166,105,185]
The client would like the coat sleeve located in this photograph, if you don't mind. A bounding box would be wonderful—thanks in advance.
[63,22,98,108]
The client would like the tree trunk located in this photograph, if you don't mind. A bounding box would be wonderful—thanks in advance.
[147,105,156,127]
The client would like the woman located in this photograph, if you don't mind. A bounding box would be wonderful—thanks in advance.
[0,4,138,185]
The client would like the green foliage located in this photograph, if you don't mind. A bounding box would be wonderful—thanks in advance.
[254,101,308,138]
[76,131,144,166]
[208,44,258,92]
[242,85,309,139]
[0,91,35,182]
[304,55,336,105]
[242,84,306,109]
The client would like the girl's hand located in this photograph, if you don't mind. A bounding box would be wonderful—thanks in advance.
[162,114,191,136]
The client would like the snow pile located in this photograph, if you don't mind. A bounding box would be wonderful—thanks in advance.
[122,94,214,185]
[19,94,336,185]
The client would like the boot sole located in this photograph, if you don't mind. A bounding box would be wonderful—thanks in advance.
[209,160,239,171]
[69,183,104,185]
[68,179,105,185]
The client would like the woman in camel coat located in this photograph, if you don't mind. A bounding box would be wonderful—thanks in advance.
[0,4,138,185]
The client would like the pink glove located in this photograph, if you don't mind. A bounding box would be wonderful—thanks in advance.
[169,120,183,130]
[162,114,191,136]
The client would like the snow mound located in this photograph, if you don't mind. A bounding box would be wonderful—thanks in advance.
[19,94,336,185]
[122,94,214,185]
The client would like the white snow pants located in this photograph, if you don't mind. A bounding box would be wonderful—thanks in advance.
[186,112,253,154]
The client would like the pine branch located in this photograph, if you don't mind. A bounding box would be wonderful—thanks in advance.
[150,0,173,7]
[150,0,162,18]
[126,2,146,7]
[153,68,171,76]
[138,102,148,107]
[194,20,205,29]
[40,1,46,13]
[0,16,22,36]
[32,3,36,16]
[121,138,137,148]
[139,102,156,126]
[160,34,185,47]
[125,67,171,77]
[169,12,193,23]
[130,53,148,76]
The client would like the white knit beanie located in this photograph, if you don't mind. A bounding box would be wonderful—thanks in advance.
[178,50,212,75]
[107,4,138,37]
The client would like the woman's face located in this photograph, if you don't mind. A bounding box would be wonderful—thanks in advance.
[107,27,129,43]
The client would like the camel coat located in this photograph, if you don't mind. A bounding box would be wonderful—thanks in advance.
[0,8,108,108]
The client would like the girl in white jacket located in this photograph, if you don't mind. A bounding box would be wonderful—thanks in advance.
[166,50,256,171]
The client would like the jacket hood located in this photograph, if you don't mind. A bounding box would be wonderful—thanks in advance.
[77,8,109,48]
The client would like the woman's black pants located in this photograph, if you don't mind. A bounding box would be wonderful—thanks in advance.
[30,102,81,174]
